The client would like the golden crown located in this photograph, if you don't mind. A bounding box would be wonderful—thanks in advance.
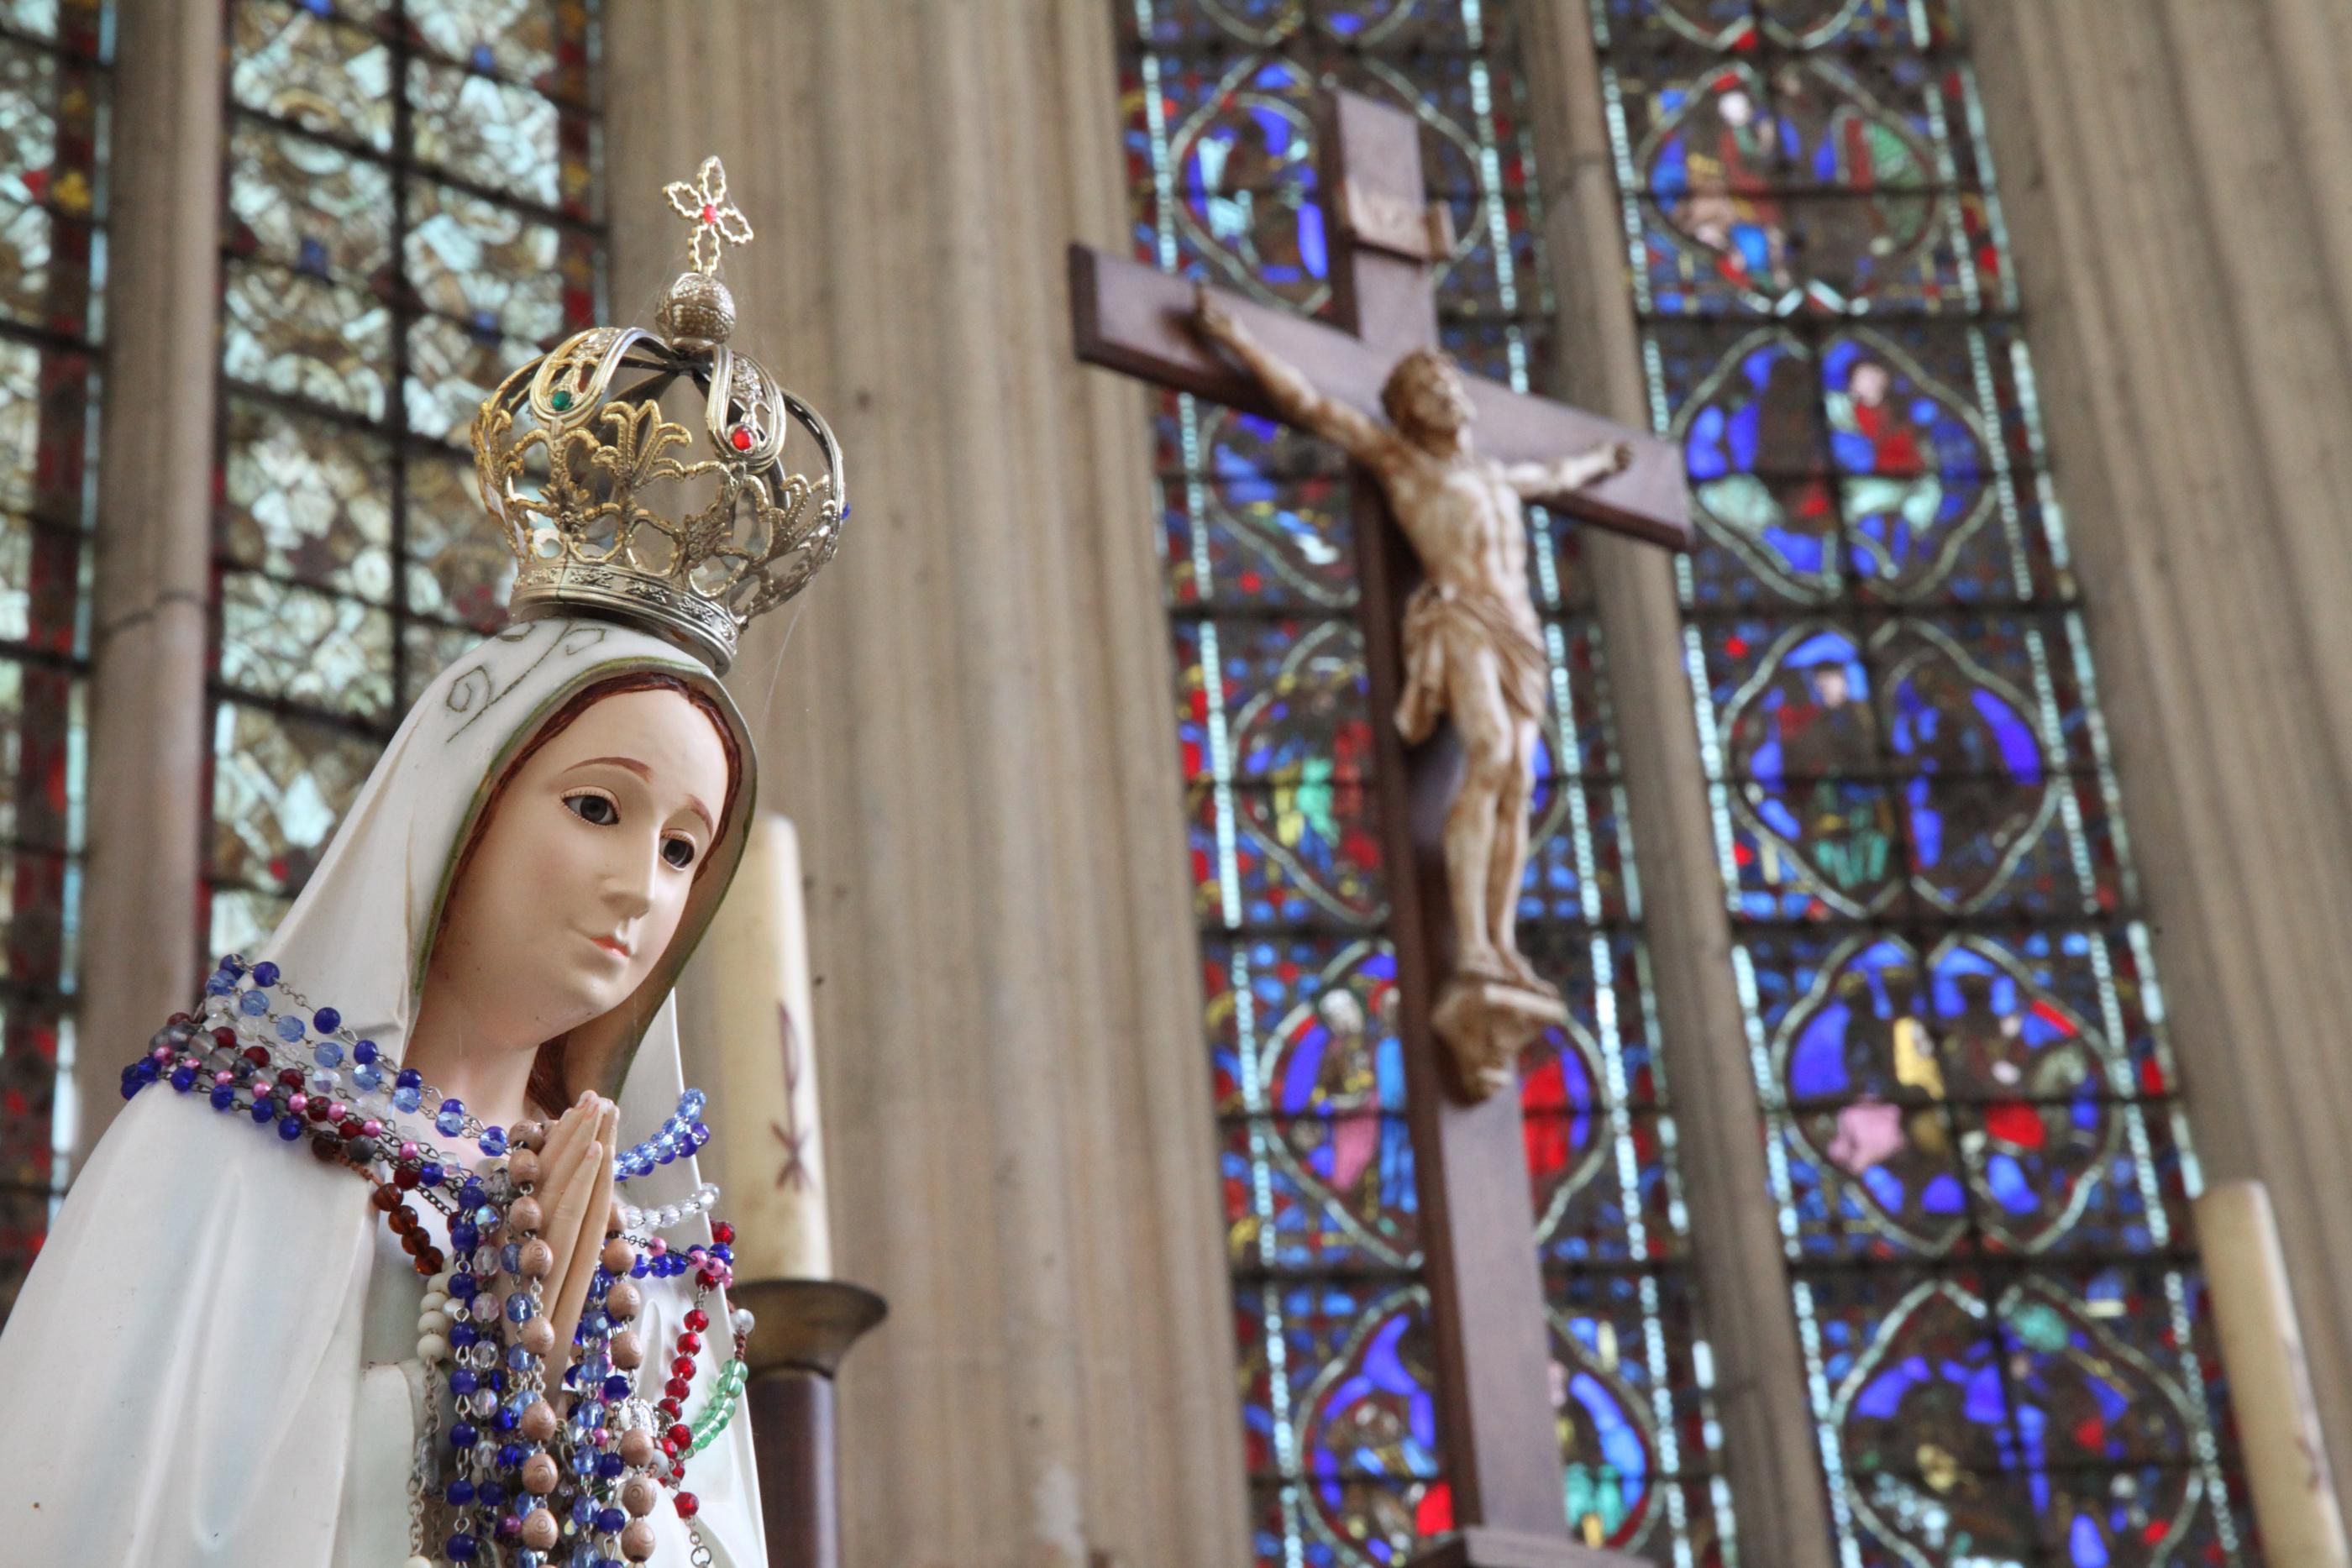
[470,156,847,674]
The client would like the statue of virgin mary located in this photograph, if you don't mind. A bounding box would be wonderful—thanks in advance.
[0,159,845,1568]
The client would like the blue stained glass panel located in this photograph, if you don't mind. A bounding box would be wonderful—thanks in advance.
[1592,0,2256,1556]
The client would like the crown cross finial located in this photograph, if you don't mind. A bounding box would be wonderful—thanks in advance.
[664,155,752,276]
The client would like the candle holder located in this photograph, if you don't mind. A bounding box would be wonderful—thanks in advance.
[734,1277,889,1568]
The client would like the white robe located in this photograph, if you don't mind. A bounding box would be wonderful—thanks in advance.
[0,618,770,1566]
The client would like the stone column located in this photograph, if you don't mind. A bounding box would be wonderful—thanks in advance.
[1970,0,2352,1516]
[1515,9,1840,1568]
[601,5,1250,1567]
[70,0,222,1169]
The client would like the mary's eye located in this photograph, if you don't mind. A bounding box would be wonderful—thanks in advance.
[661,836,696,869]
[564,793,619,826]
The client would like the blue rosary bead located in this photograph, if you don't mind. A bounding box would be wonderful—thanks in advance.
[420,1162,444,1187]
[352,1064,382,1092]
[249,1100,275,1125]
[313,1005,339,1032]
[570,1491,596,1520]
[601,1374,629,1402]
[209,1085,235,1111]
[595,1451,624,1480]
[276,1114,304,1141]
[239,990,269,1016]
[505,1293,536,1324]
[219,954,246,978]
[595,1508,626,1534]
[451,1222,479,1251]
[446,1531,478,1562]
[274,1014,306,1044]
[436,1101,466,1136]
[352,1038,377,1066]
[170,1066,196,1093]
[446,1478,475,1506]
[481,1476,511,1504]
[450,1369,480,1397]
[392,1085,422,1114]
[205,971,235,997]
[451,1272,476,1298]
[312,1040,344,1069]
[250,960,279,986]
[449,1423,479,1450]
[396,1067,422,1091]
[680,1088,706,1119]
[450,1322,478,1350]
[479,1125,508,1157]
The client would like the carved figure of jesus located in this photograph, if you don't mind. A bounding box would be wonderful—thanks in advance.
[1194,288,1630,1029]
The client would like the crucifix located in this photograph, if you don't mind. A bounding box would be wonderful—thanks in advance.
[1070,90,1692,1568]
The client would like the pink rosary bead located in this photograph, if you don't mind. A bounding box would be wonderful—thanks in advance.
[286,1093,308,1115]
[213,1070,234,1087]
[647,1239,667,1258]
[150,1045,172,1063]
[399,1141,418,1162]
[326,1101,347,1121]
[362,1120,383,1138]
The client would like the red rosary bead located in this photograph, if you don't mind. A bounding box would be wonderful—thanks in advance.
[663,1377,690,1402]
[657,1398,681,1418]
[684,1308,708,1333]
[244,1046,270,1068]
[339,1118,364,1140]
[212,1027,236,1049]
[666,1423,693,1450]
[392,1164,420,1190]
[670,1355,696,1379]
[674,1492,699,1520]
[710,1221,734,1245]
[675,1331,701,1355]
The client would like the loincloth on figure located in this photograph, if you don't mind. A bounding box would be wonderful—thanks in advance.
[1395,581,1549,743]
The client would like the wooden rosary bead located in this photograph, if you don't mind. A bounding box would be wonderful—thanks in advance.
[506,1148,539,1185]
[518,1239,554,1279]
[521,1452,558,1495]
[620,1521,656,1562]
[621,1476,657,1517]
[521,1510,559,1551]
[512,1120,545,1151]
[519,1399,557,1442]
[519,1317,555,1356]
[609,1329,643,1370]
[601,1236,634,1275]
[603,1279,640,1322]
[507,1196,542,1234]
[618,1427,655,1467]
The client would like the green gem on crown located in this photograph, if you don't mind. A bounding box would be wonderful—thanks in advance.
[549,388,574,412]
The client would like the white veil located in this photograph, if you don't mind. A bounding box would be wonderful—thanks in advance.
[0,615,769,1566]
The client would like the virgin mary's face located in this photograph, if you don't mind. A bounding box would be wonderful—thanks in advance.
[428,686,732,1051]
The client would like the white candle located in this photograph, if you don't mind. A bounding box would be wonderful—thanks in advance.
[2197,1180,2346,1566]
[696,812,832,1279]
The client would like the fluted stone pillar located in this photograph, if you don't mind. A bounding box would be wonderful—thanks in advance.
[1516,9,1840,1567]
[602,6,1250,1566]
[71,0,222,1168]
[1971,0,2352,1516]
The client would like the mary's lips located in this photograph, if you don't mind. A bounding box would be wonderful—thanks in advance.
[588,933,630,957]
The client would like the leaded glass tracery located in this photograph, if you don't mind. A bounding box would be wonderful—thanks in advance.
[205,0,600,958]
[1122,3,1733,1563]
[0,0,101,1319]
[1587,3,2255,1562]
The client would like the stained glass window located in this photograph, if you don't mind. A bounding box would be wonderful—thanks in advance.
[1121,4,1733,1562]
[1586,2,2258,1561]
[206,0,600,959]
[0,0,102,1319]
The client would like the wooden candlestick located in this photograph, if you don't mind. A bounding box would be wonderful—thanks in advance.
[735,1277,888,1568]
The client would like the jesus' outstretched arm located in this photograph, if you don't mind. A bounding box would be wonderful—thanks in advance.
[1191,283,1391,467]
[1502,439,1635,501]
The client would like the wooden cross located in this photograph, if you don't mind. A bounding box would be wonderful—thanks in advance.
[1070,91,1688,1568]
